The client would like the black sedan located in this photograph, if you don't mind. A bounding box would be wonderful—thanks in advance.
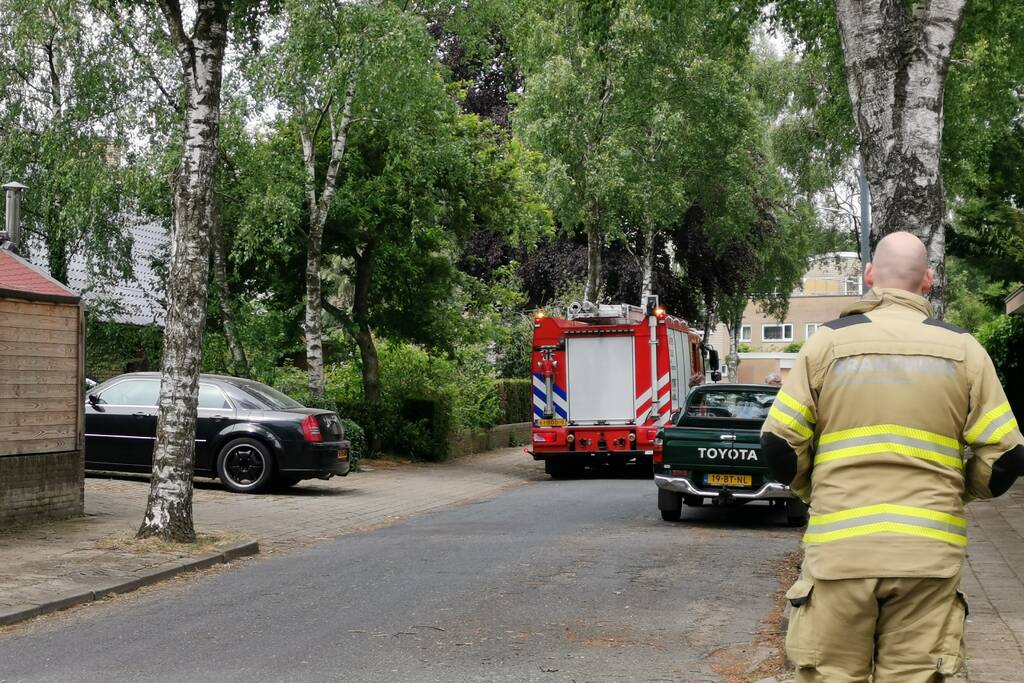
[85,373,350,493]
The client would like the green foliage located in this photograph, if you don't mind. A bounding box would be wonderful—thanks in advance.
[268,341,499,460]
[202,301,303,379]
[340,418,365,466]
[85,317,163,380]
[977,315,1024,416]
[944,258,1016,333]
[0,0,141,285]
[737,342,753,353]
[496,378,533,424]
[784,342,804,353]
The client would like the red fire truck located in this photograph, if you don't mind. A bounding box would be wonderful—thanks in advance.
[528,297,718,478]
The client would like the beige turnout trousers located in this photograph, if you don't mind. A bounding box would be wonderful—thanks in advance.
[785,572,967,682]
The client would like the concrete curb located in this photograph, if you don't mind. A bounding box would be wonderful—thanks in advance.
[0,540,259,628]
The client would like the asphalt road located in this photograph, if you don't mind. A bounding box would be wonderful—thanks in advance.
[0,473,802,683]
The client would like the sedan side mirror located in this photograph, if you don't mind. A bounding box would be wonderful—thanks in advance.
[87,393,100,406]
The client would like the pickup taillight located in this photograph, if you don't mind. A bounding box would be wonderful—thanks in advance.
[653,436,664,464]
[301,415,322,442]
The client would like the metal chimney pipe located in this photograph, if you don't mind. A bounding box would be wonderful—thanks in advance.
[3,181,28,251]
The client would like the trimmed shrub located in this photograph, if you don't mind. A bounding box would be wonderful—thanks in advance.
[341,418,365,466]
[496,379,533,424]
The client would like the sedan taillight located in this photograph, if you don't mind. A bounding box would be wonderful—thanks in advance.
[301,415,322,442]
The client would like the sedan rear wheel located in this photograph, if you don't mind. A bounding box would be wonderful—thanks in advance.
[217,438,274,493]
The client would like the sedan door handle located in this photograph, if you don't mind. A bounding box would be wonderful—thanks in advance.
[210,415,227,421]
[132,412,148,418]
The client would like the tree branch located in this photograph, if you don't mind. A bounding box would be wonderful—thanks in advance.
[103,9,178,109]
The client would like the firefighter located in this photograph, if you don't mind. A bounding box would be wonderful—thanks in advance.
[761,231,1024,682]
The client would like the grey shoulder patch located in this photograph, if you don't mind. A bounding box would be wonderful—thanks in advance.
[924,318,968,334]
[822,314,871,330]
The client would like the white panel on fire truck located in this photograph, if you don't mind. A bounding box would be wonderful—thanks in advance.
[667,329,681,408]
[565,335,636,423]
[679,332,692,395]
[667,329,679,405]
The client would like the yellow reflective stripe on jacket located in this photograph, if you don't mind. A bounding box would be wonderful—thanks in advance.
[804,504,967,547]
[965,401,1017,446]
[768,391,815,439]
[814,423,963,470]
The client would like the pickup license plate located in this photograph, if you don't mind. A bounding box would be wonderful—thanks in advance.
[537,419,566,427]
[338,449,349,462]
[706,473,752,487]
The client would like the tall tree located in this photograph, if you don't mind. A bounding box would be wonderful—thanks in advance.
[0,0,134,283]
[136,0,232,541]
[834,1,967,312]
[257,1,422,399]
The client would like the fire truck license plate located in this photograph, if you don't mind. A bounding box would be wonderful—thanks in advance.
[537,419,566,427]
[706,473,752,487]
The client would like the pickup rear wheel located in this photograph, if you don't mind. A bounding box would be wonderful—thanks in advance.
[658,489,682,522]
[660,508,681,522]
[786,498,809,527]
[682,495,703,507]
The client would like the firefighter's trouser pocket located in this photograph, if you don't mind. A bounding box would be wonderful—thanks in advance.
[936,590,968,676]
[785,577,818,669]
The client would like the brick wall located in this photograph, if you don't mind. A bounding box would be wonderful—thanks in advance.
[0,450,84,527]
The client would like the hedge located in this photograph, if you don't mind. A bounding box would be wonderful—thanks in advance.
[496,379,532,424]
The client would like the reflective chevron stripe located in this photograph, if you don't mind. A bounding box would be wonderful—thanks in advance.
[804,504,967,547]
[814,424,963,470]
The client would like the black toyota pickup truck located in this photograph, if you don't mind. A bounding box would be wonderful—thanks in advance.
[654,383,808,526]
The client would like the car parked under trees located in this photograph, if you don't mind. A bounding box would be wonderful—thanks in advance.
[85,373,350,493]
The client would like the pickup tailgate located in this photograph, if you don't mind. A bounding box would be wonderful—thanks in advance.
[662,425,769,485]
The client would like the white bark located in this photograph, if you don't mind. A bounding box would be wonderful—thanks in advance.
[639,224,655,304]
[836,0,967,315]
[139,0,229,542]
[301,80,356,399]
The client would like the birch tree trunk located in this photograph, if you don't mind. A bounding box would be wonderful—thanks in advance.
[835,0,967,315]
[211,199,248,377]
[584,201,602,303]
[726,319,741,383]
[638,223,655,304]
[300,81,356,399]
[138,0,229,542]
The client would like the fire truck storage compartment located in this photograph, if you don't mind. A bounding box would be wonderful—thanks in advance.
[565,335,636,424]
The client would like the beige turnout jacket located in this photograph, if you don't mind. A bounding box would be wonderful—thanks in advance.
[762,288,1023,580]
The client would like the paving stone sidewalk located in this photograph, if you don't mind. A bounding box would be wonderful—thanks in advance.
[0,447,544,626]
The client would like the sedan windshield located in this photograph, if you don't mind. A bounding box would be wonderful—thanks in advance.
[233,381,304,411]
[685,389,777,420]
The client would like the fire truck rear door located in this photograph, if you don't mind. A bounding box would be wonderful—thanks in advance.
[565,335,636,423]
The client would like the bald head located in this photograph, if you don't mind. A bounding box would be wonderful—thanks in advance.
[865,232,933,295]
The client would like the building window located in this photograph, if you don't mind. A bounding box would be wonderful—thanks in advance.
[806,323,820,339]
[762,324,794,342]
[739,325,752,342]
[843,276,863,295]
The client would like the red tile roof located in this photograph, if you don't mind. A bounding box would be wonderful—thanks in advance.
[0,249,79,303]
